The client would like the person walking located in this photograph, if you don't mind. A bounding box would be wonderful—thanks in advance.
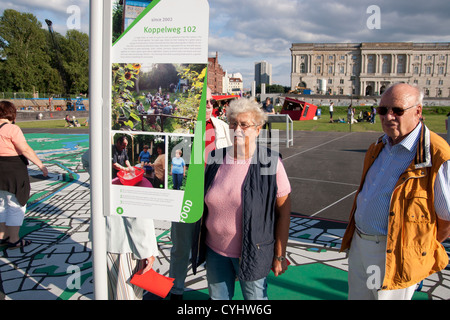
[341,83,450,300]
[0,101,48,249]
[329,101,334,123]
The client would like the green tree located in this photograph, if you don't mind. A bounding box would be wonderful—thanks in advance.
[0,9,50,92]
[172,65,206,132]
[256,84,289,94]
[139,64,179,91]
[112,0,124,43]
[59,29,89,95]
[0,9,90,97]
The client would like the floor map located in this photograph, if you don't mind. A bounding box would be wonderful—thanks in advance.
[0,133,448,300]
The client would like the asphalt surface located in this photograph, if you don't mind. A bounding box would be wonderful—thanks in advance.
[2,126,448,301]
[276,130,381,222]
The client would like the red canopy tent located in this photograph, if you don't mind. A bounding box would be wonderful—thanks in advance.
[281,97,318,121]
[212,94,240,102]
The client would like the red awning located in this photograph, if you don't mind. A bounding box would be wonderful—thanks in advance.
[212,95,240,101]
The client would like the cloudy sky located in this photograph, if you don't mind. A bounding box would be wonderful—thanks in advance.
[1,0,450,88]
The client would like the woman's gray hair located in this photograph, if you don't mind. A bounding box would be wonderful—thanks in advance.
[226,98,268,126]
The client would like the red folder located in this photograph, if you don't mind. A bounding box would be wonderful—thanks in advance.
[130,269,175,299]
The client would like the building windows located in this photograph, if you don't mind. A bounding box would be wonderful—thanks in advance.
[397,55,405,74]
[300,63,306,73]
[367,55,375,74]
[382,55,390,74]
[291,42,449,98]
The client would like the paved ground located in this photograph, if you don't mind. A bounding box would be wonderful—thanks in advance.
[0,128,449,300]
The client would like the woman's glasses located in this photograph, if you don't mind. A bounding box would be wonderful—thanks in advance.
[229,121,257,131]
[376,105,417,116]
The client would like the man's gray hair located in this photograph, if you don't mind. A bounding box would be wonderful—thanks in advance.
[383,82,424,106]
[415,85,425,106]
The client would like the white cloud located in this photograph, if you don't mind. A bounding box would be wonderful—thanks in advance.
[0,0,89,34]
[2,0,449,88]
[208,0,450,87]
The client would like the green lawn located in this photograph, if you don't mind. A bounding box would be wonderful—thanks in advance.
[16,109,450,135]
[17,118,88,130]
[272,106,450,134]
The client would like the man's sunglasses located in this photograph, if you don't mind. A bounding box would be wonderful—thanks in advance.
[206,99,217,105]
[376,105,417,116]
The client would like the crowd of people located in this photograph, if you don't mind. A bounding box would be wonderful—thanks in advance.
[1,82,450,301]
[137,91,176,116]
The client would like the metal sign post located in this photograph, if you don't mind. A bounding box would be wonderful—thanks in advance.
[89,0,108,300]
[90,0,209,299]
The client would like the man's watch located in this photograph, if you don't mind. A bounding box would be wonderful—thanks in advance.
[275,256,286,262]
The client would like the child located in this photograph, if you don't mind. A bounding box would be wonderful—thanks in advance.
[138,145,151,167]
[170,149,185,190]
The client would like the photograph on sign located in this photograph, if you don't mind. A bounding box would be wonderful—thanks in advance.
[108,0,208,222]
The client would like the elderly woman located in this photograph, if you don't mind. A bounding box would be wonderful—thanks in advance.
[0,101,48,249]
[192,98,291,300]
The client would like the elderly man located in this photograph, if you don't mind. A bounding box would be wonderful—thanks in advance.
[341,83,450,300]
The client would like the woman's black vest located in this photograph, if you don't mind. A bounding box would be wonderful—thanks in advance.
[191,145,279,281]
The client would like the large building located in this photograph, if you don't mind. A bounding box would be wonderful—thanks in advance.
[208,52,225,93]
[223,71,243,94]
[255,61,272,87]
[290,42,450,98]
